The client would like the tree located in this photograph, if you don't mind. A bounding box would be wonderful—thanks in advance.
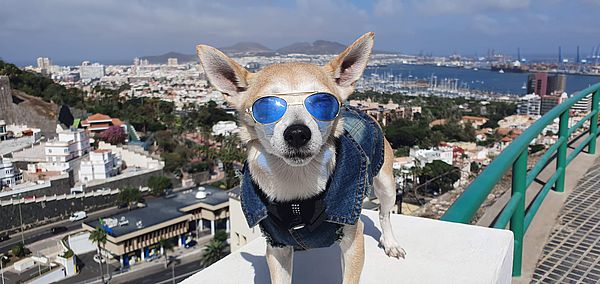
[11,243,30,258]
[201,238,228,268]
[419,160,461,196]
[159,238,175,269]
[117,187,141,210]
[89,227,107,284]
[98,125,127,145]
[148,176,172,196]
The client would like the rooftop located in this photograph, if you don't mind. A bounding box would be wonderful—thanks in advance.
[183,210,513,284]
[84,185,230,237]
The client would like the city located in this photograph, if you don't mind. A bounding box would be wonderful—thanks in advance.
[1,1,600,284]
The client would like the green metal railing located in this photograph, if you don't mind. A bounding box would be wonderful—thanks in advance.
[441,83,600,276]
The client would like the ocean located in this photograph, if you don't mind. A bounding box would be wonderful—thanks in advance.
[365,64,600,96]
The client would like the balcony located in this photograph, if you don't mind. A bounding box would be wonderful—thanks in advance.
[183,210,514,284]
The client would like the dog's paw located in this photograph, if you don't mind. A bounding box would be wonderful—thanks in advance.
[379,236,407,259]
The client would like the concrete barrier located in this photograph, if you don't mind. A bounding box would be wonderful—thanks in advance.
[183,210,514,284]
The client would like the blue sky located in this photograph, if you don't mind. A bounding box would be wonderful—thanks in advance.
[1,0,599,65]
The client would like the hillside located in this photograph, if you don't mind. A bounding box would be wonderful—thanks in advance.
[220,42,272,55]
[140,52,198,64]
[277,40,347,55]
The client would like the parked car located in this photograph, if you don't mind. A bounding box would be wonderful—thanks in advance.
[0,233,9,242]
[184,240,197,249]
[69,211,87,222]
[145,254,160,262]
[50,226,68,234]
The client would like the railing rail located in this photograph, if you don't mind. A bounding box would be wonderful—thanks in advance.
[441,83,600,276]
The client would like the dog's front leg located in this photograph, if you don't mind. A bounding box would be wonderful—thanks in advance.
[339,221,365,284]
[266,245,293,284]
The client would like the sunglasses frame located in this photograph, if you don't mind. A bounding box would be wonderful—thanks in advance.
[245,91,342,125]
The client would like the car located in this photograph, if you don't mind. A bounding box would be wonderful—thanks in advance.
[0,233,9,242]
[184,240,197,249]
[93,254,106,263]
[145,254,160,262]
[69,211,87,222]
[50,226,68,234]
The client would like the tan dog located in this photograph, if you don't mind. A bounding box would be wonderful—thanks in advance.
[197,32,405,284]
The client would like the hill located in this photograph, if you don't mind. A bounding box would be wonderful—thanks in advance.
[220,42,272,55]
[140,52,198,64]
[277,40,347,55]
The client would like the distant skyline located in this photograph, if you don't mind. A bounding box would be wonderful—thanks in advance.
[1,0,600,66]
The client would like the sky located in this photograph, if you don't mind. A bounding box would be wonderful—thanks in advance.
[1,0,599,66]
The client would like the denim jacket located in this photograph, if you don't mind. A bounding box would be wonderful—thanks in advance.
[240,106,385,249]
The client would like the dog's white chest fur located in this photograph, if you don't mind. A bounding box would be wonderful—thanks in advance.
[247,142,336,201]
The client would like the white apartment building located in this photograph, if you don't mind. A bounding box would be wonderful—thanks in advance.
[80,61,105,80]
[42,128,91,172]
[0,158,21,188]
[79,149,121,183]
[212,121,239,137]
[517,94,542,116]
[0,120,7,141]
[572,93,592,113]
[409,147,454,167]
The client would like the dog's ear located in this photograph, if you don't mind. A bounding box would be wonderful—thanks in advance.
[325,32,374,99]
[196,45,250,104]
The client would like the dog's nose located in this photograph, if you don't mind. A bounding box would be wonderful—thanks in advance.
[284,124,311,148]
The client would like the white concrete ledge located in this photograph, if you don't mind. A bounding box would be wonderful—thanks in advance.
[184,210,513,284]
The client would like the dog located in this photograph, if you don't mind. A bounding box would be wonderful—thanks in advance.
[197,32,405,284]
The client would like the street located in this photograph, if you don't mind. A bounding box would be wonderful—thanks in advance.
[115,259,204,284]
[0,206,127,254]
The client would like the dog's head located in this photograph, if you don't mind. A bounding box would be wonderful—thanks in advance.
[197,32,374,166]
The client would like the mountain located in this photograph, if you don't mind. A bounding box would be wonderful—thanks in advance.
[140,52,198,64]
[219,42,272,55]
[277,40,347,55]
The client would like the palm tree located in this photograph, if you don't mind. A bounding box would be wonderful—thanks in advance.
[159,238,175,269]
[89,227,107,283]
[201,238,228,268]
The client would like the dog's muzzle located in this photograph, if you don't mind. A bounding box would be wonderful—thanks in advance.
[283,124,311,148]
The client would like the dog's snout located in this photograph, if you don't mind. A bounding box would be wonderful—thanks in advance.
[284,124,311,148]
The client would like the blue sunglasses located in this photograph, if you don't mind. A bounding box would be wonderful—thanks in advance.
[246,92,341,124]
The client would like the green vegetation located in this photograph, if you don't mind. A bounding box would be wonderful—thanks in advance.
[159,238,175,269]
[201,230,229,268]
[117,187,142,209]
[0,60,85,107]
[60,249,74,259]
[148,176,173,196]
[418,160,461,196]
[11,243,31,257]
[89,227,107,284]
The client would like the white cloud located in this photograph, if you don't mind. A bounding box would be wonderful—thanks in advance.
[413,0,530,15]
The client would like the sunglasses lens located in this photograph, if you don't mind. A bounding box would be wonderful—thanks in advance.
[252,96,287,124]
[305,93,340,121]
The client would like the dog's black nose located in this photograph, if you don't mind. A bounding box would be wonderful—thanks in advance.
[284,124,311,148]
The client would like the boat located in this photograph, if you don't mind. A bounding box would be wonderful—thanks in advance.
[499,69,505,74]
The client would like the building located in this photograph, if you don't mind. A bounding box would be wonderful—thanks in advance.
[40,128,90,172]
[167,58,178,66]
[540,92,568,115]
[409,147,454,167]
[572,93,592,113]
[348,98,422,126]
[79,149,121,183]
[228,187,261,251]
[517,94,542,116]
[0,120,7,141]
[36,57,52,70]
[527,72,566,97]
[80,61,105,81]
[211,121,239,136]
[460,116,488,129]
[81,113,126,136]
[0,158,22,188]
[82,186,230,267]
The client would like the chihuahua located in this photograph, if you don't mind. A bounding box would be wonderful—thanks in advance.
[197,32,405,284]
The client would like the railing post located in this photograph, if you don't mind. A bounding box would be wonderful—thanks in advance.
[511,150,527,277]
[555,110,569,193]
[589,90,599,154]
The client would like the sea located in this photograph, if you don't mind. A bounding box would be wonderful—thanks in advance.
[365,64,600,96]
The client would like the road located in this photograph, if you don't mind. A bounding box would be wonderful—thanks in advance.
[115,259,204,284]
[0,206,127,254]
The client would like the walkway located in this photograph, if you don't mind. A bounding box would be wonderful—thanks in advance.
[531,157,600,283]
